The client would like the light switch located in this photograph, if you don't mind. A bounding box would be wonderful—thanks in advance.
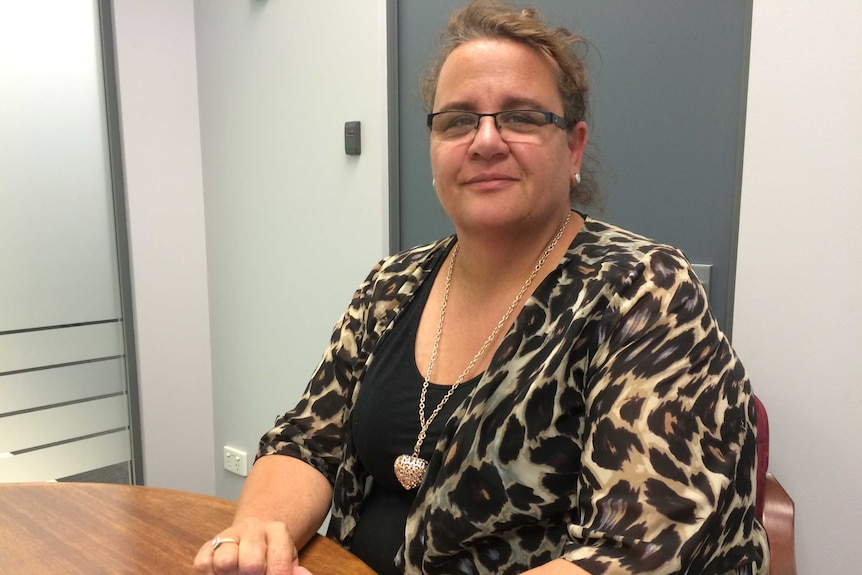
[345,121,361,155]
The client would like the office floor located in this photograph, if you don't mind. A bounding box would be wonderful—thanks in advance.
[57,462,130,485]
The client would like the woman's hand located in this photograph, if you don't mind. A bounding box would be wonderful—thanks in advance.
[192,456,332,574]
[192,518,313,575]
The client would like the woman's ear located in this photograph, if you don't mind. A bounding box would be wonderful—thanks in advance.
[568,120,588,180]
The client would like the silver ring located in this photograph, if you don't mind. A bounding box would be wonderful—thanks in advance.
[212,536,238,551]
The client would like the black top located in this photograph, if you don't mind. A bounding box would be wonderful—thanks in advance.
[349,245,479,575]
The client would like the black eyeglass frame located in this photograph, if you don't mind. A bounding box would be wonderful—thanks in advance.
[426,109,572,133]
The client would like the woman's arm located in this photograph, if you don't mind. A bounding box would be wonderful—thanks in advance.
[195,250,438,574]
[193,455,332,575]
[562,245,763,572]
[234,455,333,548]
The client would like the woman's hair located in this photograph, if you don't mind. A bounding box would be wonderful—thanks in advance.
[420,0,600,207]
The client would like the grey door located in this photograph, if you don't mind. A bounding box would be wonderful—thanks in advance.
[391,0,751,334]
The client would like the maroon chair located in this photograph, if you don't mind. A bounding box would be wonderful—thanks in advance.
[753,396,798,575]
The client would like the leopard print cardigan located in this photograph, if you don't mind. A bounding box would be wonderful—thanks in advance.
[258,216,769,575]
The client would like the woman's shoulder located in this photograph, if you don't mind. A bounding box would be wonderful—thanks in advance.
[573,216,692,273]
[576,216,674,253]
[372,236,454,278]
[355,237,454,309]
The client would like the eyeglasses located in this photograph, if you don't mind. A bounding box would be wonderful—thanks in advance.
[426,109,570,142]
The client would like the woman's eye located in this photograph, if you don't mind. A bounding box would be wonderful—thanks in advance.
[504,112,538,125]
[446,114,477,129]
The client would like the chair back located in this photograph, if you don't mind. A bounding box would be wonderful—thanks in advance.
[753,395,769,520]
[753,395,798,575]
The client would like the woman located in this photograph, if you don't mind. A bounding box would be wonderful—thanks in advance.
[195,2,768,574]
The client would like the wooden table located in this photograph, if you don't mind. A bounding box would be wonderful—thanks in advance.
[0,482,375,574]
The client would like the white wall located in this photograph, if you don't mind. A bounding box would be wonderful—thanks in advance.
[192,0,389,500]
[112,0,215,493]
[734,1,862,574]
[113,0,387,497]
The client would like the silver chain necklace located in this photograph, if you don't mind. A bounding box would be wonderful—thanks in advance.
[393,211,572,490]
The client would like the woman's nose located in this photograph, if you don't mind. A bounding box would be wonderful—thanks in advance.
[468,116,509,157]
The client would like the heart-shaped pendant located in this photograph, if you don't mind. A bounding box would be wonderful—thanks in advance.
[394,454,428,490]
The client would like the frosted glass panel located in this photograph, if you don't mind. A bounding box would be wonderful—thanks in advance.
[0,322,124,374]
[0,395,128,453]
[0,431,131,483]
[0,1,134,484]
[0,359,125,414]
[0,0,121,331]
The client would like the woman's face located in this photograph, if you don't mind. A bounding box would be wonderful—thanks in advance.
[429,38,587,237]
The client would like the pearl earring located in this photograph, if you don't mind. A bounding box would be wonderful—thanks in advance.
[574,172,581,185]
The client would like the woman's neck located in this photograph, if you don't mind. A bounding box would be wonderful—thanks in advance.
[451,210,582,298]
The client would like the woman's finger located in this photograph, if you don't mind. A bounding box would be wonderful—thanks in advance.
[235,526,270,575]
[192,538,218,574]
[193,534,241,575]
[211,537,241,574]
[261,523,297,575]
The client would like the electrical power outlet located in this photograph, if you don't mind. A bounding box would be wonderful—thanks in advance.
[223,446,248,477]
